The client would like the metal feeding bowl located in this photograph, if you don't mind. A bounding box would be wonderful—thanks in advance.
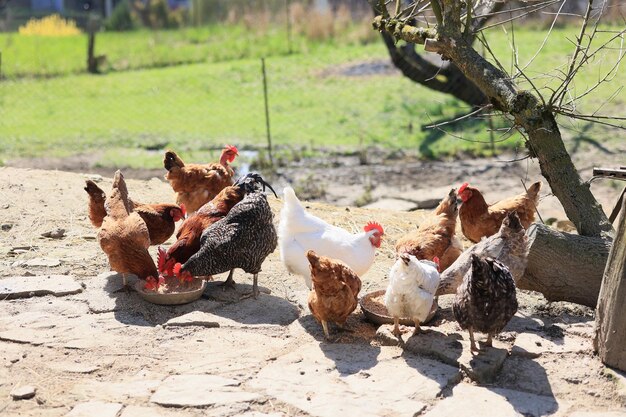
[359,289,438,326]
[135,279,207,306]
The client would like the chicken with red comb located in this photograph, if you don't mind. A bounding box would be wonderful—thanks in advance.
[279,187,385,289]
[458,181,541,242]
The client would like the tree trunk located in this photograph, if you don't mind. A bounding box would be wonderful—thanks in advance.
[594,197,626,370]
[518,223,611,307]
[372,14,614,239]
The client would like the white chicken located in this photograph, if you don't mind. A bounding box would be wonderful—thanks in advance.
[279,187,384,289]
[385,254,440,337]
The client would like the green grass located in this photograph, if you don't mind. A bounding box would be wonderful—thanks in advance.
[0,24,373,78]
[0,24,624,169]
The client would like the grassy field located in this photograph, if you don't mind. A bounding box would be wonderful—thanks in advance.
[0,23,624,169]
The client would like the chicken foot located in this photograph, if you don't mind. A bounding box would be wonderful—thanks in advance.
[239,273,260,300]
[113,273,133,294]
[220,269,237,291]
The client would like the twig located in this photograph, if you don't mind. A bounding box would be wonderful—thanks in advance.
[423,105,491,129]
[515,0,568,76]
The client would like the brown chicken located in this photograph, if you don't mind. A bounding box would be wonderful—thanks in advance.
[307,250,362,339]
[395,189,463,271]
[97,171,158,291]
[458,181,541,243]
[163,145,238,214]
[159,173,274,277]
[84,180,184,245]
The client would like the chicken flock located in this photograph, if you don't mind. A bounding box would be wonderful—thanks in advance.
[87,144,543,353]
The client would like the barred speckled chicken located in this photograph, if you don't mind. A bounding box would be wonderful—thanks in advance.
[175,191,278,298]
[453,254,518,352]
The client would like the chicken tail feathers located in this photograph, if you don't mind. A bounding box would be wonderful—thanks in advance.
[164,150,185,171]
[526,181,542,200]
[282,187,302,209]
[84,180,105,201]
[106,170,133,217]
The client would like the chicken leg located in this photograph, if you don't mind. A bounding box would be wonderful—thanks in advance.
[412,319,421,336]
[239,273,260,300]
[321,320,330,340]
[468,327,479,352]
[392,317,401,337]
[220,269,236,290]
[485,333,493,348]
[113,273,132,293]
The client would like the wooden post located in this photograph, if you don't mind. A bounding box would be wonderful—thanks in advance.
[261,57,274,168]
[285,0,292,54]
[86,15,99,74]
[595,197,626,370]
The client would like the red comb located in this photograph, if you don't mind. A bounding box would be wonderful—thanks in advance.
[179,203,187,217]
[225,144,239,155]
[173,263,182,277]
[364,221,384,235]
[458,183,469,194]
[433,256,441,272]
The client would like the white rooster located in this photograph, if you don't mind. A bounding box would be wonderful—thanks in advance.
[385,254,440,337]
[279,187,384,289]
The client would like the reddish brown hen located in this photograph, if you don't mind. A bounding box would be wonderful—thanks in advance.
[84,180,184,245]
[307,250,361,340]
[458,181,541,243]
[97,171,158,291]
[395,189,463,271]
[163,145,238,214]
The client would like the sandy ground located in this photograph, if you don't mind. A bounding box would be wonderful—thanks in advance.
[0,166,625,417]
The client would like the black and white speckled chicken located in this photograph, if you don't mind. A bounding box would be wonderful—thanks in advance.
[174,190,278,299]
[453,254,518,352]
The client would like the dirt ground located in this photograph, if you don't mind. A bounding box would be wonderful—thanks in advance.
[0,162,625,417]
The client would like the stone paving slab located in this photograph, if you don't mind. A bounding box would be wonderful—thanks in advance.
[150,374,260,408]
[377,324,508,383]
[0,275,82,299]
[568,412,626,417]
[511,332,591,358]
[423,384,561,417]
[250,342,460,417]
[119,405,198,417]
[72,379,162,401]
[48,362,100,374]
[65,401,123,417]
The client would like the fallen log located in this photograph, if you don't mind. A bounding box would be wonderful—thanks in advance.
[517,223,612,308]
[595,197,626,370]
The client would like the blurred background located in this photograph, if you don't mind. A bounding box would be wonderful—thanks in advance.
[0,0,624,209]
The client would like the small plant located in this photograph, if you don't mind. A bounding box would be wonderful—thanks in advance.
[105,0,136,31]
[19,14,81,36]
[354,180,374,207]
[294,174,326,201]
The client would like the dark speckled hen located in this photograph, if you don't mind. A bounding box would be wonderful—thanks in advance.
[453,254,518,352]
[176,191,277,299]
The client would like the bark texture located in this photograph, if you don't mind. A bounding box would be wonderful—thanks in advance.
[595,197,626,370]
[518,223,611,307]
